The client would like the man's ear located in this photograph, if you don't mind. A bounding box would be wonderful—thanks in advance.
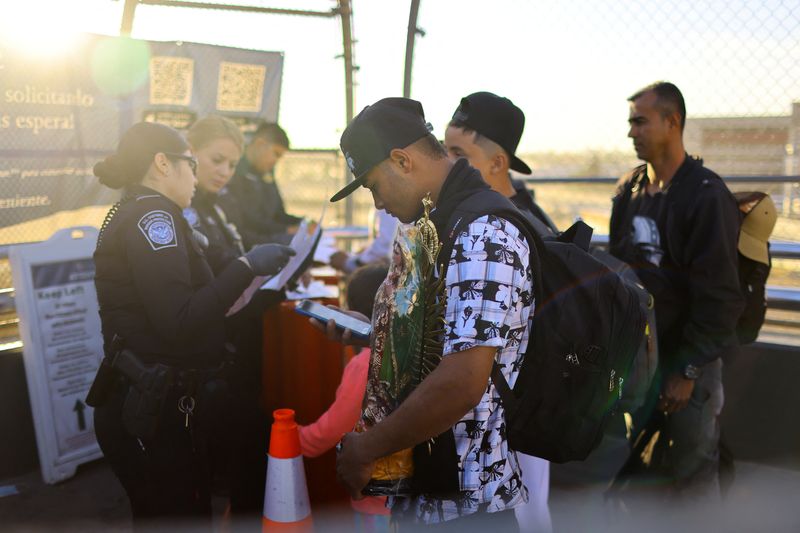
[490,150,509,176]
[388,148,412,173]
[667,111,682,131]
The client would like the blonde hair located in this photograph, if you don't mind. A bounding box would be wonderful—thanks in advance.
[187,115,245,153]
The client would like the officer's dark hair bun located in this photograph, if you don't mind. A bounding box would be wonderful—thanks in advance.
[94,122,190,190]
[93,155,130,190]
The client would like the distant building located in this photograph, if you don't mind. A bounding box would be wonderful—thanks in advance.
[685,102,800,176]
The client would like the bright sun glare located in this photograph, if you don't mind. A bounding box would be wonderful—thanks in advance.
[0,1,85,59]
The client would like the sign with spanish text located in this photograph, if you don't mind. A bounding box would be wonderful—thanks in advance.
[0,34,284,245]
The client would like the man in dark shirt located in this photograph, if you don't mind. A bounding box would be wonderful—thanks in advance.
[609,82,743,498]
[444,91,558,236]
[219,122,303,249]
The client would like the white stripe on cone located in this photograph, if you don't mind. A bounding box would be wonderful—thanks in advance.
[263,455,311,523]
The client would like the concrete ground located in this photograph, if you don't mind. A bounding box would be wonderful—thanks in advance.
[1,459,799,532]
[549,461,800,533]
[0,459,129,532]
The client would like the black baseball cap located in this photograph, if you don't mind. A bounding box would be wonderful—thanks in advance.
[450,91,531,175]
[331,97,433,202]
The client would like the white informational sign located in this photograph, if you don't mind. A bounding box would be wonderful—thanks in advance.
[10,227,103,484]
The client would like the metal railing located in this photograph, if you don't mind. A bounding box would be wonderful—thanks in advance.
[0,173,797,353]
[523,176,800,184]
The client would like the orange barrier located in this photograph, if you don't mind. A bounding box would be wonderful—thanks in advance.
[263,409,313,531]
[262,300,351,509]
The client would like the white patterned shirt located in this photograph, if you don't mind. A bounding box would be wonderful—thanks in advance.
[392,214,534,524]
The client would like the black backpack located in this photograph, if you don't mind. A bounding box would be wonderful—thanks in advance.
[737,251,770,344]
[589,249,659,414]
[733,192,774,345]
[439,189,646,463]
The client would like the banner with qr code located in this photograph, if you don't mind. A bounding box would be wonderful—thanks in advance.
[0,33,283,244]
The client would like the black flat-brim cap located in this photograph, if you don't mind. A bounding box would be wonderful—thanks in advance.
[452,91,532,175]
[331,97,433,202]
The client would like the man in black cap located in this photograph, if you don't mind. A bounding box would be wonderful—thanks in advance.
[323,97,535,529]
[447,91,553,532]
[445,91,557,235]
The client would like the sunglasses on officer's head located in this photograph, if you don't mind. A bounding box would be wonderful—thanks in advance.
[164,153,198,175]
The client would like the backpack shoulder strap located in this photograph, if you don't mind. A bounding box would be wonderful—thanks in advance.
[438,189,542,297]
[491,362,518,413]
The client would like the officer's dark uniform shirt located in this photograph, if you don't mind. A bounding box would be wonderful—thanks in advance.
[218,157,301,249]
[93,185,253,369]
[184,188,245,275]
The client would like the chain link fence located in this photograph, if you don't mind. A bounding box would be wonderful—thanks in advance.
[0,2,798,278]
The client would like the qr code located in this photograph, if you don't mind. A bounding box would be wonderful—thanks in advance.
[217,62,266,113]
[149,56,194,106]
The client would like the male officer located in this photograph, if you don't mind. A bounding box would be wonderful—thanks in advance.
[219,122,303,248]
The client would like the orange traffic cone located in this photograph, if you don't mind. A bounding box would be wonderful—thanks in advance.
[262,409,313,531]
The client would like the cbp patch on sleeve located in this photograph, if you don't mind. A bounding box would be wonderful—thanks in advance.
[183,207,200,228]
[138,210,178,251]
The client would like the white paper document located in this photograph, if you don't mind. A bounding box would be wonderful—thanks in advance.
[285,279,339,300]
[261,219,322,291]
[312,233,338,264]
[227,201,327,316]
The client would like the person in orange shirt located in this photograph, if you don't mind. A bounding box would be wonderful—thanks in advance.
[298,264,390,529]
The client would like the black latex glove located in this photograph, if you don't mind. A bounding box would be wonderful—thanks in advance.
[244,244,295,276]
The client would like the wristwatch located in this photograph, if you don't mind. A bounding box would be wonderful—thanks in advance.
[682,364,702,380]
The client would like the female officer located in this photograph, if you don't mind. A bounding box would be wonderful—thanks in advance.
[184,116,247,273]
[90,121,293,528]
[185,116,289,519]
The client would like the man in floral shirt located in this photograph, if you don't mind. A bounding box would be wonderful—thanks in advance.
[321,97,534,530]
[389,213,532,525]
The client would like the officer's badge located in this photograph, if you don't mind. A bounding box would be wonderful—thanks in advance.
[183,207,200,228]
[138,210,178,251]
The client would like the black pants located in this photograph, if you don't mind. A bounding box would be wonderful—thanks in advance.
[94,379,229,530]
[225,290,283,524]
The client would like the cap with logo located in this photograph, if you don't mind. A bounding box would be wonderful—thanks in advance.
[331,97,433,202]
[451,91,531,175]
[735,191,777,265]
